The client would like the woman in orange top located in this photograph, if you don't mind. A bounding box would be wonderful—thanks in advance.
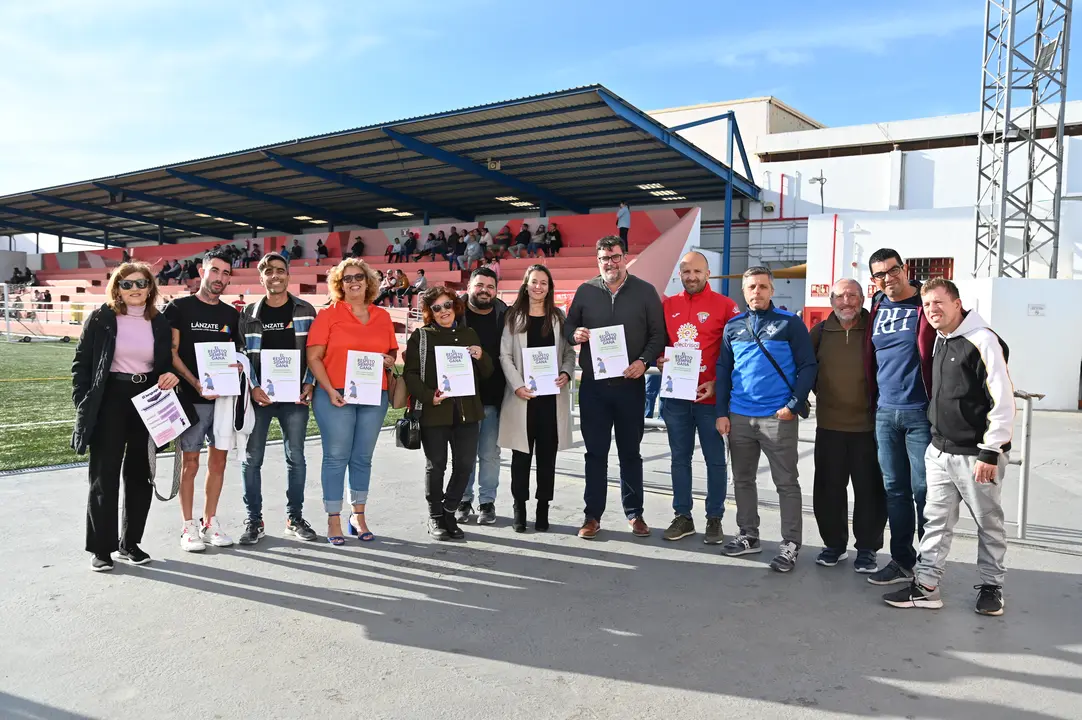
[306,258,398,545]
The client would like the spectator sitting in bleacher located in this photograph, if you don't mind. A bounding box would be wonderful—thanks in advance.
[509,223,531,259]
[400,269,428,306]
[528,224,548,258]
[449,233,467,270]
[290,239,303,260]
[401,232,417,262]
[374,270,399,306]
[182,259,198,284]
[479,227,493,254]
[350,237,365,258]
[387,235,404,263]
[483,256,501,281]
[24,267,36,286]
[316,239,330,263]
[492,225,512,256]
[546,222,563,255]
[459,230,484,271]
[414,233,441,261]
[8,268,24,284]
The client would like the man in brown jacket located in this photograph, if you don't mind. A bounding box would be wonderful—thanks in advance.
[811,278,887,572]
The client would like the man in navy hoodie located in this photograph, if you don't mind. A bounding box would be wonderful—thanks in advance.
[863,248,937,586]
[715,266,817,573]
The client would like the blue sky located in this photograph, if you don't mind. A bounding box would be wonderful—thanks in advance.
[1,0,1077,196]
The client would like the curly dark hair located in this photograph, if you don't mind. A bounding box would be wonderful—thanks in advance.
[420,286,465,325]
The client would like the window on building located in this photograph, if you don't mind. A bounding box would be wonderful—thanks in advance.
[906,257,954,281]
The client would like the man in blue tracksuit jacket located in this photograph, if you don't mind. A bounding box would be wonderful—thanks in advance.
[715,267,817,573]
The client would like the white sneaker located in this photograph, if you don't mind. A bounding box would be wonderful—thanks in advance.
[180,520,206,553]
[200,517,234,547]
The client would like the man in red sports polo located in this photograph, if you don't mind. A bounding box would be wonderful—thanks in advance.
[657,251,739,545]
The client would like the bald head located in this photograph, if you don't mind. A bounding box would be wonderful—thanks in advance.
[830,277,864,324]
[678,251,710,295]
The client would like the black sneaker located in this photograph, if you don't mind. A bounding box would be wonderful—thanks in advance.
[770,541,800,573]
[883,580,943,609]
[815,547,849,567]
[428,516,449,541]
[454,502,473,524]
[443,511,465,540]
[91,554,114,572]
[478,503,497,525]
[722,534,762,557]
[286,516,318,542]
[118,545,151,565]
[853,549,878,574]
[867,560,914,586]
[974,584,1005,616]
[238,518,265,545]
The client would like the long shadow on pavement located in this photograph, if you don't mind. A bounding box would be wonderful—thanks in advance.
[134,528,1082,720]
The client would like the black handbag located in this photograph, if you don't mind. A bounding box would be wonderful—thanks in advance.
[744,315,810,419]
[395,328,426,449]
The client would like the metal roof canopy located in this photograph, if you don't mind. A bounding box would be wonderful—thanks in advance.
[0,85,759,246]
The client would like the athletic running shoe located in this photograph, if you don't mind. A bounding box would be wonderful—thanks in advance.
[770,541,800,573]
[867,560,914,586]
[722,534,762,557]
[91,554,114,572]
[200,517,234,547]
[853,549,878,574]
[455,502,473,524]
[118,545,151,565]
[286,516,318,541]
[815,547,849,567]
[181,520,206,553]
[477,503,497,525]
[974,584,1005,616]
[883,581,943,609]
[238,519,265,545]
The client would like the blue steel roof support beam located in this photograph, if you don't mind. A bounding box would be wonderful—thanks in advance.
[261,151,474,221]
[0,219,104,246]
[382,128,591,215]
[594,90,760,201]
[0,205,154,244]
[91,183,298,235]
[31,193,218,242]
[165,169,381,228]
[668,111,757,187]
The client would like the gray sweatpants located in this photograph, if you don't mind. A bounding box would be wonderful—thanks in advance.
[728,413,802,545]
[915,446,1008,588]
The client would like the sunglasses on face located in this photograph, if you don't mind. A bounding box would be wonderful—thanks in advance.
[871,265,904,281]
[341,273,366,284]
[431,301,455,312]
[118,278,150,290]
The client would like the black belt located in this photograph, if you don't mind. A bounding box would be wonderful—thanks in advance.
[110,372,153,384]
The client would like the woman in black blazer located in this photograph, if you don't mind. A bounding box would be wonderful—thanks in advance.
[72,263,179,572]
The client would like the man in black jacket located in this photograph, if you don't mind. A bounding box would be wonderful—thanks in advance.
[883,278,1015,616]
[565,235,665,539]
[455,268,507,525]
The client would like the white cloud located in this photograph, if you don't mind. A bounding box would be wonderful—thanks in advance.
[619,7,982,70]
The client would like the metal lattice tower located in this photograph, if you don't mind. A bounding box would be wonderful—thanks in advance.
[974,0,1072,278]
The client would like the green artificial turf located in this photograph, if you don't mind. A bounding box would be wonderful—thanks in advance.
[0,341,404,472]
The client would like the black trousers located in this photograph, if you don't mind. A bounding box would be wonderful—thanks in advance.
[511,396,558,505]
[813,428,887,552]
[85,377,155,555]
[579,377,645,520]
[420,421,480,517]
[617,227,629,252]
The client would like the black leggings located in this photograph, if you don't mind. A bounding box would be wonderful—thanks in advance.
[511,396,558,504]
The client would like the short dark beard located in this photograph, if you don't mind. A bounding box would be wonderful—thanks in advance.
[469,293,493,310]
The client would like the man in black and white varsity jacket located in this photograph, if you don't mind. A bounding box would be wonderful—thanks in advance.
[882,278,1015,616]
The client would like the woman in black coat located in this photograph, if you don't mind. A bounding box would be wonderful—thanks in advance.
[72,262,179,572]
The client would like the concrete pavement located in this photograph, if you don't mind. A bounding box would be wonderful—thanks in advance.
[2,413,1081,720]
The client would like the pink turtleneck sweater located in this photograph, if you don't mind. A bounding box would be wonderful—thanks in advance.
[110,305,154,374]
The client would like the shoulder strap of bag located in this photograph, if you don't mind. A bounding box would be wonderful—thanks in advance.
[412,328,427,414]
[745,314,796,396]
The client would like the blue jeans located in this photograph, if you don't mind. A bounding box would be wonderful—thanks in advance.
[644,373,664,419]
[463,405,501,505]
[875,408,931,569]
[242,402,310,521]
[662,399,727,519]
[313,387,388,514]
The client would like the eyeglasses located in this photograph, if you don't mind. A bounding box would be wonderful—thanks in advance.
[870,265,904,281]
[341,273,366,284]
[118,278,150,290]
[598,254,625,265]
[430,300,455,312]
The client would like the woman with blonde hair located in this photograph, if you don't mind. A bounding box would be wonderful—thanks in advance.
[403,286,493,541]
[307,258,398,544]
[498,264,576,532]
[72,262,179,571]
